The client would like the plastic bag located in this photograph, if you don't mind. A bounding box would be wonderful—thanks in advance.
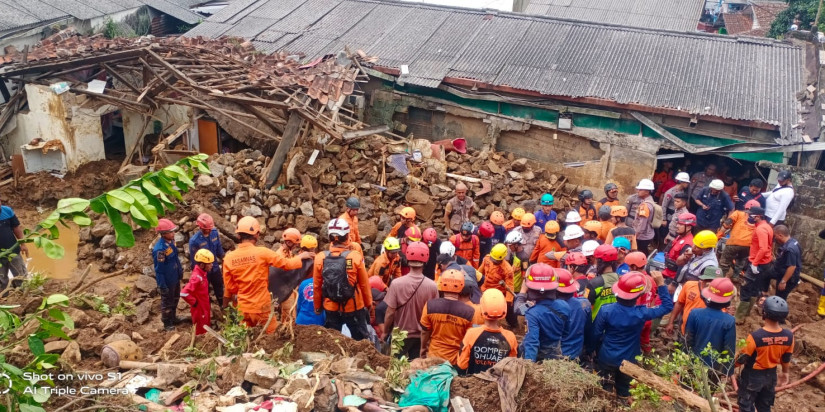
[398,362,457,412]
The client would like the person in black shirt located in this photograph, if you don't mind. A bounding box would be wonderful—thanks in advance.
[772,225,801,301]
[0,200,28,291]
[734,179,766,211]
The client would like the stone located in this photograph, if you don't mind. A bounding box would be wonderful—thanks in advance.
[194,393,219,411]
[198,175,215,187]
[319,174,338,186]
[102,248,116,261]
[135,300,153,324]
[330,358,357,374]
[60,341,81,365]
[104,333,131,344]
[522,170,535,180]
[44,341,69,353]
[511,158,529,172]
[377,213,392,231]
[91,221,113,238]
[507,171,522,179]
[487,160,504,175]
[99,234,117,250]
[100,313,126,333]
[325,144,342,153]
[65,307,91,328]
[270,204,284,215]
[78,227,91,242]
[77,244,94,260]
[226,176,237,196]
[224,166,234,176]
[244,358,280,388]
[132,332,144,341]
[315,207,331,224]
[358,220,378,242]
[209,162,226,178]
[219,188,227,197]
[280,376,311,395]
[299,201,314,217]
[174,232,185,246]
[242,204,262,217]
[267,217,278,230]
[294,215,310,233]
[135,275,157,294]
[152,363,186,388]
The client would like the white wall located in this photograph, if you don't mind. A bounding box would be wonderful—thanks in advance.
[122,104,196,157]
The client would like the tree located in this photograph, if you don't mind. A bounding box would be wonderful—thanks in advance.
[768,0,822,38]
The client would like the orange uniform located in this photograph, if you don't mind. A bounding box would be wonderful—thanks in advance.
[367,252,402,285]
[579,204,597,225]
[596,198,621,212]
[598,220,614,242]
[457,326,518,373]
[450,234,480,268]
[478,256,514,303]
[749,221,774,266]
[718,210,753,247]
[676,281,706,334]
[420,298,475,364]
[312,245,372,313]
[223,243,303,331]
[529,236,565,267]
[339,212,361,244]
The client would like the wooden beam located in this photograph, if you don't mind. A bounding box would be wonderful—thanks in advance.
[263,112,303,189]
[0,49,147,77]
[102,63,140,95]
[241,103,285,136]
[630,111,698,153]
[208,93,289,110]
[342,125,389,140]
[145,49,197,87]
[619,361,715,412]
[0,81,10,102]
[294,108,342,140]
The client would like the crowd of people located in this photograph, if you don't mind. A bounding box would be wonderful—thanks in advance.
[148,161,811,411]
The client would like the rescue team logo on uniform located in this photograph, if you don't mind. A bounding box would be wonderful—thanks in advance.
[346,259,353,270]
[156,252,165,262]
[231,255,257,266]
[302,284,315,301]
[760,336,791,345]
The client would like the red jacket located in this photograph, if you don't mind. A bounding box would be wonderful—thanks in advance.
[749,221,774,266]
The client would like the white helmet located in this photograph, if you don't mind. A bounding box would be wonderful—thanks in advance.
[636,179,655,191]
[563,225,584,241]
[675,172,690,183]
[709,179,724,190]
[327,218,350,237]
[439,241,456,256]
[565,210,582,224]
[582,240,600,257]
[504,230,524,245]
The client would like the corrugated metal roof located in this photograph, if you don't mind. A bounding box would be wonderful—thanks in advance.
[143,0,202,24]
[524,0,705,32]
[186,0,806,143]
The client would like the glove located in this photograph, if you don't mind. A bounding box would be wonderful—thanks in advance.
[750,264,759,275]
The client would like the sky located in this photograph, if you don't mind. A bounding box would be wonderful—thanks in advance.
[398,0,514,12]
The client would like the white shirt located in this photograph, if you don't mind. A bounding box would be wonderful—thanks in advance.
[764,184,794,224]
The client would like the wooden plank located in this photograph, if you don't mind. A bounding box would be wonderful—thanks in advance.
[208,93,289,110]
[263,112,303,189]
[0,49,147,77]
[342,124,389,140]
[630,111,697,153]
[103,63,141,95]
[240,103,285,135]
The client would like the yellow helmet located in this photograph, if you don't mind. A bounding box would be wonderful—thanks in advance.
[300,235,318,249]
[383,236,401,252]
[693,230,718,249]
[490,243,508,261]
[511,208,525,220]
[194,249,215,264]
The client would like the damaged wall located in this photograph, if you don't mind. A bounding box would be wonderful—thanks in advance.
[122,104,195,156]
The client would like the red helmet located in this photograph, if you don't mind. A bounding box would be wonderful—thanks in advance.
[612,271,648,300]
[525,263,557,292]
[423,227,438,244]
[677,213,697,226]
[196,213,214,230]
[744,200,760,210]
[405,241,430,263]
[478,221,494,238]
[369,275,387,292]
[554,268,578,294]
[594,244,618,262]
[702,278,736,304]
[405,226,422,242]
[156,218,177,233]
[282,228,301,243]
[564,251,587,266]
[624,252,648,269]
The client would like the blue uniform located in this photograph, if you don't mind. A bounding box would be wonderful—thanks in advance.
[695,187,735,231]
[153,238,182,289]
[522,299,570,361]
[593,285,673,367]
[296,278,326,326]
[492,225,506,245]
[616,263,630,276]
[685,307,736,375]
[560,296,591,359]
[188,229,225,268]
[535,209,557,233]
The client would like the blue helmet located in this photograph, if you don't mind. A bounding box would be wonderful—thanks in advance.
[540,193,554,206]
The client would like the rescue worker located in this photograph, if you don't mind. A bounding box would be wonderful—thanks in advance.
[663,213,696,286]
[596,182,621,211]
[661,172,690,227]
[490,211,507,245]
[369,237,402,285]
[565,210,582,228]
[340,197,362,245]
[625,252,656,352]
[476,221,495,260]
[735,296,793,412]
[313,218,372,340]
[223,217,312,333]
[504,208,525,232]
[555,268,591,360]
[665,192,689,243]
[383,241,439,359]
[632,178,657,254]
[695,179,734,232]
[582,220,603,243]
[513,212,541,258]
[665,266,722,336]
[593,270,673,398]
[652,161,674,199]
[296,236,325,327]
[399,226,422,276]
[457,289,518,374]
[189,213,226,305]
[565,251,590,294]
[764,170,794,226]
[535,193,557,232]
[597,205,615,241]
[586,244,620,320]
[717,199,759,280]
[389,207,417,241]
[435,243,483,303]
[605,206,637,250]
[613,237,631,275]
[422,228,442,280]
[773,225,801,301]
[735,178,766,211]
[450,222,480,268]
[581,240,600,277]
[181,249,214,335]
[268,228,314,325]
[420,269,475,364]
[530,221,565,267]
[521,263,570,362]
[736,207,774,324]
[504,231,529,294]
[479,243,517,328]
[369,276,388,340]
[685,277,736,377]
[689,163,718,206]
[153,219,184,331]
[444,182,475,234]
[676,230,718,284]
[578,190,597,224]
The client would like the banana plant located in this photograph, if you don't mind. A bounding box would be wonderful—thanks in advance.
[1,154,210,262]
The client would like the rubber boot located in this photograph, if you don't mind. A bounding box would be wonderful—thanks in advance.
[735,298,756,324]
[818,296,825,317]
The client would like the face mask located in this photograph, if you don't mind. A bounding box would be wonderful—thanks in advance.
[747,216,756,224]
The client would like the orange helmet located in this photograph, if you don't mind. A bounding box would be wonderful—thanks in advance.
[490,211,505,226]
[400,207,416,220]
[405,225,422,242]
[520,213,536,228]
[480,289,507,320]
[544,221,560,234]
[624,251,648,269]
[610,206,628,217]
[583,220,602,233]
[511,208,525,220]
[438,269,465,293]
[236,216,260,235]
[282,228,301,243]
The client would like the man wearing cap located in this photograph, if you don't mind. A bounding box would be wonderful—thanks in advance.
[340,197,362,245]
[444,182,475,234]
[735,207,774,324]
[773,225,801,301]
[734,179,766,211]
[189,213,226,305]
[661,172,691,224]
[717,200,759,280]
[153,219,184,331]
[632,179,657,254]
[665,266,722,336]
[685,277,736,377]
[695,179,734,232]
[764,170,794,226]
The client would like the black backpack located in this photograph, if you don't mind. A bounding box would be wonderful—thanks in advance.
[321,250,355,306]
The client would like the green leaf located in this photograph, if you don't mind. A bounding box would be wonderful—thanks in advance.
[40,238,65,260]
[130,204,158,227]
[192,153,208,161]
[0,304,20,309]
[165,165,195,187]
[48,308,73,330]
[72,213,92,226]
[39,211,61,229]
[124,187,150,207]
[18,404,46,412]
[44,226,60,240]
[45,294,69,306]
[55,198,90,214]
[32,387,51,403]
[89,197,106,214]
[156,175,183,201]
[3,362,23,376]
[193,161,210,175]
[113,221,136,248]
[142,189,166,217]
[106,189,135,213]
[28,335,45,357]
[142,180,161,196]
